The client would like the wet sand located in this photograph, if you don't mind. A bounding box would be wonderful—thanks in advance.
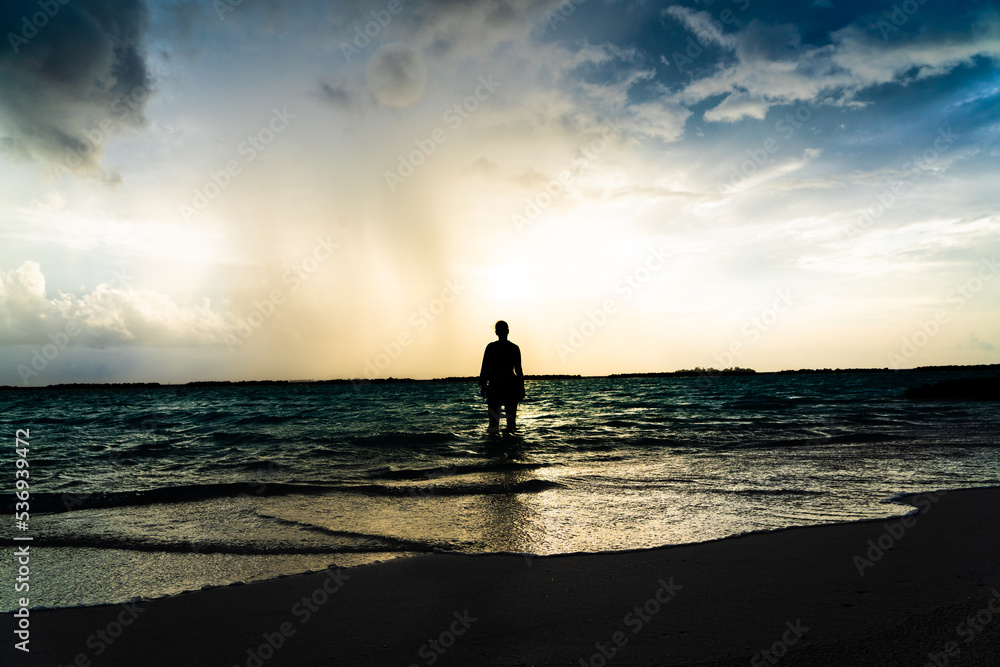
[3,486,999,666]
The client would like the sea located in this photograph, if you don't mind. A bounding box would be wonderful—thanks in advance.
[2,368,999,612]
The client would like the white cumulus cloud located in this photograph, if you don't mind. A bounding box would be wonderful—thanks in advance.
[0,261,232,347]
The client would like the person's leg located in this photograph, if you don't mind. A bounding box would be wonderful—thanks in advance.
[487,399,501,433]
[504,400,517,432]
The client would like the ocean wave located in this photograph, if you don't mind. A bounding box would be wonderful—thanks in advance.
[0,532,441,556]
[210,431,280,445]
[27,416,75,425]
[368,461,552,481]
[382,478,566,496]
[122,412,176,428]
[15,482,330,513]
[699,488,827,497]
[11,478,567,514]
[735,432,915,449]
[346,431,464,447]
[254,513,439,552]
[194,410,235,422]
[234,413,307,425]
[119,440,180,456]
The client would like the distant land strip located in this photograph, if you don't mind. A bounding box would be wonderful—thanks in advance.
[1,364,999,391]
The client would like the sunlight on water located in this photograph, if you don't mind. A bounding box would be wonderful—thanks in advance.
[1,370,998,609]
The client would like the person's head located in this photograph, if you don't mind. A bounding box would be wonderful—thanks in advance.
[495,320,509,338]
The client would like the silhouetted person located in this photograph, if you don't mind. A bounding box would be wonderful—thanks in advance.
[479,320,524,434]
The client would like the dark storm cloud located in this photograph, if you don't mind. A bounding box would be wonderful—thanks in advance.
[0,0,153,180]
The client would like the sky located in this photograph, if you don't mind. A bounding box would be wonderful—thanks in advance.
[0,0,998,385]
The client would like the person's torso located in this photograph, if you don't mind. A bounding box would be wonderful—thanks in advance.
[483,340,519,378]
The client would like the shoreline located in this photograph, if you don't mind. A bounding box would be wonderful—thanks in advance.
[1,485,967,614]
[4,485,999,665]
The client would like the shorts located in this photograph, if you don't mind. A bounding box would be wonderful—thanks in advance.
[484,377,525,403]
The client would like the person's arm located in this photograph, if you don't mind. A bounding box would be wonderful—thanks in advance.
[479,346,490,395]
[514,345,524,400]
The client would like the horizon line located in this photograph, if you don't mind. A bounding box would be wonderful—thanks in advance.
[3,363,999,390]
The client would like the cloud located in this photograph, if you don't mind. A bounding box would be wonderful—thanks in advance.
[623,100,691,141]
[663,4,1000,122]
[316,78,371,116]
[412,0,561,57]
[703,91,768,122]
[663,6,737,51]
[829,23,1000,89]
[0,261,231,347]
[953,333,995,351]
[571,49,690,142]
[0,0,153,180]
[319,80,355,107]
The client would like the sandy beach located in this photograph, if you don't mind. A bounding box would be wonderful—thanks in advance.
[2,485,998,666]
